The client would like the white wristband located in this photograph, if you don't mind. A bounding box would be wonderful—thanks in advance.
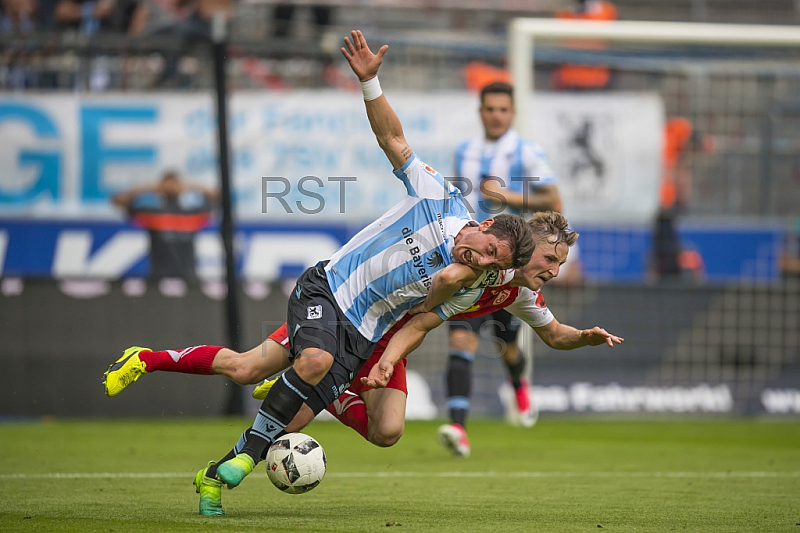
[360,76,382,101]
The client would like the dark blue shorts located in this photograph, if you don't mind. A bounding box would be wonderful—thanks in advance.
[448,308,521,344]
[286,262,376,413]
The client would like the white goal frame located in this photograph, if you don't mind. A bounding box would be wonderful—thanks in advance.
[509,19,800,394]
[508,18,800,136]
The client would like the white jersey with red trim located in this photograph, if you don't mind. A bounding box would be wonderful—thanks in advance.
[435,266,553,329]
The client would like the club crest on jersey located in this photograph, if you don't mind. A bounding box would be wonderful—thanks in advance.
[307,305,322,319]
[492,289,512,306]
[422,163,438,176]
[426,251,444,268]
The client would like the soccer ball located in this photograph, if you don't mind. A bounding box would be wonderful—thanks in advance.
[265,432,327,494]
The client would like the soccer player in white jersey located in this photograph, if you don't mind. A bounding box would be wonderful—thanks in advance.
[102,30,533,516]
[440,82,577,453]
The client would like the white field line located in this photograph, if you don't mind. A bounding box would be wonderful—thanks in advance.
[1,471,799,480]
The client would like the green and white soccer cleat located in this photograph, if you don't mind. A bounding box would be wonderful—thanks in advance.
[252,376,279,400]
[103,346,150,397]
[216,453,256,489]
[194,461,225,516]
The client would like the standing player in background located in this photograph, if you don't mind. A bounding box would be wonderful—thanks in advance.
[442,81,578,457]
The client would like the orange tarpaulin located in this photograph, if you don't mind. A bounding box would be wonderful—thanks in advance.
[551,1,618,91]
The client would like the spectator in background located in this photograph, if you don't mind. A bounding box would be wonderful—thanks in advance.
[144,0,231,38]
[779,218,800,278]
[649,117,715,283]
[142,0,231,87]
[269,3,336,90]
[112,170,218,281]
[53,0,146,89]
[551,0,618,91]
[1,0,39,89]
[272,2,333,39]
[1,0,37,32]
[54,0,145,34]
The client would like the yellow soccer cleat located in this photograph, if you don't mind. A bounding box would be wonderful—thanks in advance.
[103,346,150,397]
[194,461,225,516]
[252,376,280,400]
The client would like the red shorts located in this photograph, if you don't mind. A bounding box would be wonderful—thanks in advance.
[268,322,408,396]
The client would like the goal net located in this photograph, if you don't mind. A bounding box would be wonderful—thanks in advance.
[506,19,800,417]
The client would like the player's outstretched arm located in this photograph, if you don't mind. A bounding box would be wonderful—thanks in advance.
[341,30,411,170]
[534,318,623,350]
[361,311,445,388]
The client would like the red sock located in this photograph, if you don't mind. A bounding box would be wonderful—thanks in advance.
[326,392,369,441]
[138,345,223,375]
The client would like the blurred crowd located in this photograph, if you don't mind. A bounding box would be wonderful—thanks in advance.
[0,0,234,36]
[0,0,343,90]
[0,0,616,92]
[0,0,235,89]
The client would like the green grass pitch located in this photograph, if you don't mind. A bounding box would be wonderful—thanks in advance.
[1,417,798,532]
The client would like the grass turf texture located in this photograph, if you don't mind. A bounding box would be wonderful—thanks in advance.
[1,418,798,532]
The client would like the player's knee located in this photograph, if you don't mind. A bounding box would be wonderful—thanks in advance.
[294,348,333,383]
[368,421,405,447]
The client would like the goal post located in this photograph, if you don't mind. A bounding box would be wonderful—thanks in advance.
[508,18,800,137]
[508,19,800,413]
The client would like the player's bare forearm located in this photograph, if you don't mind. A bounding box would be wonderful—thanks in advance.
[362,312,444,387]
[480,179,525,211]
[341,30,410,169]
[381,312,443,365]
[534,319,623,349]
[364,96,411,169]
[526,185,563,213]
[481,180,562,213]
[420,263,480,313]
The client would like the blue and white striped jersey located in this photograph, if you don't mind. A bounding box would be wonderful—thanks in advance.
[325,153,474,342]
[454,129,556,222]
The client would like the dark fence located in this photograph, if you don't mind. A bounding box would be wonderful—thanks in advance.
[0,279,288,418]
[1,278,798,418]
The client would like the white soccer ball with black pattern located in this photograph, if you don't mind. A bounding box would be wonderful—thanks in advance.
[265,432,327,494]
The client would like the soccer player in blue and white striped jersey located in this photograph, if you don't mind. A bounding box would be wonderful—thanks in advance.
[454,82,561,223]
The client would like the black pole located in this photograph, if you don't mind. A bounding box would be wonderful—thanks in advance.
[211,12,243,415]
[759,110,772,217]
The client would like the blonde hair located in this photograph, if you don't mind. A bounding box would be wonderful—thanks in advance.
[527,211,578,248]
